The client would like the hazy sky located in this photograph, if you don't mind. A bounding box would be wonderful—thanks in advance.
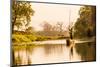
[30,3,82,31]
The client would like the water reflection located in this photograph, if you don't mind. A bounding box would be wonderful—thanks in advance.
[69,47,74,59]
[12,41,96,66]
[44,44,63,55]
[75,42,96,61]
[13,45,34,65]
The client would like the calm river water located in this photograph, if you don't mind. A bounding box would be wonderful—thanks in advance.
[12,40,96,66]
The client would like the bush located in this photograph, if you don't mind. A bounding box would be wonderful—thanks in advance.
[12,34,31,43]
[25,35,37,41]
[35,36,47,41]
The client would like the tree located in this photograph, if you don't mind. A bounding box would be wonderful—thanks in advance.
[67,22,74,39]
[74,6,96,38]
[12,0,35,33]
[25,26,34,33]
[51,25,58,32]
[42,21,52,32]
[56,22,63,33]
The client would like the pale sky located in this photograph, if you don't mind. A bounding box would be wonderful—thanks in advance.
[30,3,82,31]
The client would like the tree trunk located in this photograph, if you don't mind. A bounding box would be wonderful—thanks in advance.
[12,22,14,33]
[12,15,17,33]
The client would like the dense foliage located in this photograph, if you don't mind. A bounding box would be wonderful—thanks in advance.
[12,0,35,33]
[74,6,96,38]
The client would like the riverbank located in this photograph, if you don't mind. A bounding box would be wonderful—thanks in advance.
[12,34,67,43]
[12,38,95,46]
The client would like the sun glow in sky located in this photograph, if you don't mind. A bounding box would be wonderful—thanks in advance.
[30,3,82,31]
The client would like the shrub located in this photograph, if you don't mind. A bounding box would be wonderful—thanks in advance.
[25,35,37,41]
[35,36,47,41]
[12,34,31,43]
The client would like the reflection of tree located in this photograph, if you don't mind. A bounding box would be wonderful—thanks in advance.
[14,50,22,65]
[12,49,15,66]
[44,44,63,55]
[12,47,23,66]
[27,57,32,65]
[75,42,96,61]
[26,45,33,65]
[13,45,34,66]
[69,47,74,61]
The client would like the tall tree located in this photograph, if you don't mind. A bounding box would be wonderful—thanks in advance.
[12,0,35,33]
[74,6,96,38]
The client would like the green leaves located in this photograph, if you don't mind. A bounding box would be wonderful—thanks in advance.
[12,0,35,32]
[74,6,96,38]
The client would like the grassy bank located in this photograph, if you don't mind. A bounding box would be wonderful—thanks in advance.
[12,34,66,43]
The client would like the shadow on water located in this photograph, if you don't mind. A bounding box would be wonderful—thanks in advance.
[75,42,96,61]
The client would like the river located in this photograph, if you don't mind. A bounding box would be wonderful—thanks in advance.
[12,39,96,66]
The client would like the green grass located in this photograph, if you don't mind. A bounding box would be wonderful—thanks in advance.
[12,34,35,43]
[12,34,66,43]
[12,34,32,43]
